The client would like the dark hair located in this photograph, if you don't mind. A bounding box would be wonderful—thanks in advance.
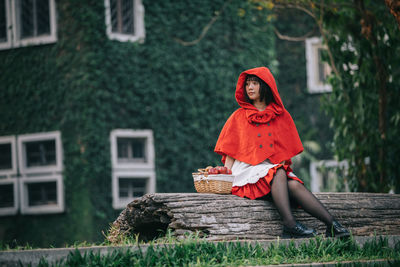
[244,75,274,105]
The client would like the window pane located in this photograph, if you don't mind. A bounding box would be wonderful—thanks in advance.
[20,0,50,39]
[121,0,134,34]
[119,178,146,198]
[318,48,330,84]
[0,0,7,42]
[110,0,134,34]
[0,184,14,208]
[0,143,12,170]
[131,139,145,159]
[25,140,56,167]
[119,179,129,197]
[27,182,57,206]
[131,178,146,197]
[117,138,130,159]
[117,137,146,163]
[36,0,50,35]
[20,0,34,38]
[110,0,118,33]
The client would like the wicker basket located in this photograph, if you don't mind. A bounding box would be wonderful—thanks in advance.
[192,172,234,194]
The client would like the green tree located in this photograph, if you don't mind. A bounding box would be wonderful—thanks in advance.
[322,0,400,193]
[253,0,400,192]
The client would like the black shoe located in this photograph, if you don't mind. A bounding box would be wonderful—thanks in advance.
[326,220,350,238]
[282,222,317,238]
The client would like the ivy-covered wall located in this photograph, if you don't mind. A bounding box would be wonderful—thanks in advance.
[0,0,277,247]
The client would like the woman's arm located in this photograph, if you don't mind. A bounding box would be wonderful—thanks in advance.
[224,155,235,170]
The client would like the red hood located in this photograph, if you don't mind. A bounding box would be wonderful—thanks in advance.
[235,67,284,124]
[235,67,284,110]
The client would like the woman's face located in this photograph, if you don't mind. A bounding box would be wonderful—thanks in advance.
[245,79,261,102]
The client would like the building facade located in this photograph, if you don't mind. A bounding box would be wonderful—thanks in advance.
[0,0,281,246]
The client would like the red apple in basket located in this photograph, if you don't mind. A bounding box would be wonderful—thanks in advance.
[215,166,228,174]
[208,167,219,174]
[215,166,223,174]
[222,166,229,174]
[227,168,232,174]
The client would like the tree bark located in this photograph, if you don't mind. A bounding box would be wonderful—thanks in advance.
[108,193,400,243]
[385,0,400,29]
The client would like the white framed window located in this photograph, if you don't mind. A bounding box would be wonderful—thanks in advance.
[0,0,57,50]
[310,160,349,192]
[0,0,12,49]
[104,0,145,43]
[19,174,64,214]
[0,135,17,177]
[306,37,332,93]
[112,170,155,209]
[110,129,154,170]
[0,131,64,216]
[0,178,18,216]
[17,131,63,175]
[110,129,155,209]
[0,136,18,216]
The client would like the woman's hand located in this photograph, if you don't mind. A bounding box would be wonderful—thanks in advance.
[224,155,235,171]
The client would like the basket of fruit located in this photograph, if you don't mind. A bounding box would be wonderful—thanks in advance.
[192,166,234,194]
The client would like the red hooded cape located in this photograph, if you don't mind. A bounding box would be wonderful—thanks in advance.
[214,67,303,165]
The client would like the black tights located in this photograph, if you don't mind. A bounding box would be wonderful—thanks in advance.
[270,168,334,228]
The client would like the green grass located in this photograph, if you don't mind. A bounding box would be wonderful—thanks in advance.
[0,240,35,251]
[3,231,399,266]
[33,235,400,267]
[0,239,103,251]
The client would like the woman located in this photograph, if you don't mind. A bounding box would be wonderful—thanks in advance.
[214,67,349,238]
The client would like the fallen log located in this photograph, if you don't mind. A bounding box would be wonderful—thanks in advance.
[107,193,400,242]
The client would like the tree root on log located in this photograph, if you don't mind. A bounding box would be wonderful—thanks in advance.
[107,193,400,243]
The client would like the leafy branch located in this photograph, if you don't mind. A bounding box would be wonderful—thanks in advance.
[173,0,232,46]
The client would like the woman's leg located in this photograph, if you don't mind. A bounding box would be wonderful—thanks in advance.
[287,179,333,225]
[287,179,350,237]
[270,168,296,228]
[271,169,316,238]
